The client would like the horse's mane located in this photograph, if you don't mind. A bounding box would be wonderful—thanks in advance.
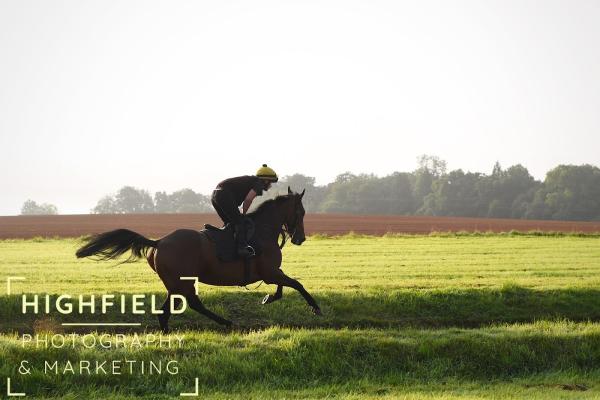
[248,194,293,217]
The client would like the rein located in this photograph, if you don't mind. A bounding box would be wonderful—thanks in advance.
[254,196,299,250]
[242,195,300,290]
[279,226,289,249]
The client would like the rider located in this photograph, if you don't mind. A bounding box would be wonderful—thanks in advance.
[211,164,278,257]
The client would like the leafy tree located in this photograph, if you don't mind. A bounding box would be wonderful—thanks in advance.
[154,191,172,213]
[320,173,368,213]
[413,155,447,210]
[169,189,212,213]
[283,174,327,213]
[477,163,538,218]
[503,165,538,217]
[527,165,600,220]
[511,187,538,219]
[417,154,447,176]
[320,172,414,215]
[91,186,154,214]
[281,174,316,191]
[114,186,154,213]
[379,172,415,214]
[420,170,481,217]
[253,174,325,213]
[21,200,58,215]
[92,196,118,214]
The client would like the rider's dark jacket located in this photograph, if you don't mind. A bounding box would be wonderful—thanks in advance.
[212,176,265,225]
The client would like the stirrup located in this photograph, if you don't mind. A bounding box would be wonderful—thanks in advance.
[237,245,255,257]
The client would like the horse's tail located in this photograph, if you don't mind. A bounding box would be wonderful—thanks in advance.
[76,229,158,263]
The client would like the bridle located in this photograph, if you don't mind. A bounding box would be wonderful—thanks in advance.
[280,195,302,249]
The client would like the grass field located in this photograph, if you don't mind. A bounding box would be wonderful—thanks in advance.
[1,234,600,399]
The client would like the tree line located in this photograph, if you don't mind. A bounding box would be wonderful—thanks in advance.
[92,187,213,214]
[284,156,600,221]
[22,156,600,221]
[20,200,58,215]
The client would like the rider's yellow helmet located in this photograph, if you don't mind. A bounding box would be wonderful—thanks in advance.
[256,164,278,182]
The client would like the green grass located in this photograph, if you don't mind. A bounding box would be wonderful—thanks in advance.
[2,234,600,293]
[1,234,600,398]
[1,323,600,398]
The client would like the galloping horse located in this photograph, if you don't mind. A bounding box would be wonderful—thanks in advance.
[76,187,321,332]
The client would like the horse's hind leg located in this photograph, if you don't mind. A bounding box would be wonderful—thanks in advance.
[185,293,232,327]
[158,292,182,334]
[262,285,283,305]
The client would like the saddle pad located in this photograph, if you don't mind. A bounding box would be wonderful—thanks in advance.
[203,224,259,262]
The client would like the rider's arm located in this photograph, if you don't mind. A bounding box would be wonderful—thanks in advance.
[242,189,257,214]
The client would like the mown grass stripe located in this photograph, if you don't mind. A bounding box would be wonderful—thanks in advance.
[1,323,599,398]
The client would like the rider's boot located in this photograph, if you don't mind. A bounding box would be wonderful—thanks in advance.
[234,223,255,258]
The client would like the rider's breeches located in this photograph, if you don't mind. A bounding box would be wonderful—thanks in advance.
[211,189,243,225]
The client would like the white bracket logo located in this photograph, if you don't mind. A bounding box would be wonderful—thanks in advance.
[6,277,25,295]
[6,377,26,397]
[179,277,200,295]
[180,377,199,397]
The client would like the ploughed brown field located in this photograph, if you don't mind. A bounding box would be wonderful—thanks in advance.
[1,213,599,239]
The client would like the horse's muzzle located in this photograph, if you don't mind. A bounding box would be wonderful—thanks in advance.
[291,236,305,245]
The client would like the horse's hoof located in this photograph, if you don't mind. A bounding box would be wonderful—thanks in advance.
[312,307,323,316]
[262,294,272,305]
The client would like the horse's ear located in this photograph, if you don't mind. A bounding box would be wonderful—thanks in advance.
[300,189,305,198]
[288,186,292,195]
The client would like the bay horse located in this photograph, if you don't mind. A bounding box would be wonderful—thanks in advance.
[75,187,321,332]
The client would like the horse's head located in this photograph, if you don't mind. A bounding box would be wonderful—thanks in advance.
[284,186,306,245]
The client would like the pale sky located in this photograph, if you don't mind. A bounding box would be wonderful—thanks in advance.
[1,0,599,215]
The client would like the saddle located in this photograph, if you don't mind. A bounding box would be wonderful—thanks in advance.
[203,219,259,262]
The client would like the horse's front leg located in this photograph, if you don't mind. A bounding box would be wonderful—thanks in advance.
[264,271,322,315]
[262,285,283,305]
